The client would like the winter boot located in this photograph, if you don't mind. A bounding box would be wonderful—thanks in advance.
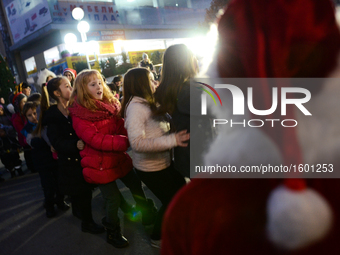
[102,218,129,248]
[15,167,24,176]
[136,198,157,225]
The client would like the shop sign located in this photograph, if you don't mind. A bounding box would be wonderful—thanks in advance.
[50,1,120,24]
[66,56,101,72]
[87,30,126,41]
[99,42,115,55]
[5,0,52,43]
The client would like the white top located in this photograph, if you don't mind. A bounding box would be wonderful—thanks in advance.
[125,96,177,172]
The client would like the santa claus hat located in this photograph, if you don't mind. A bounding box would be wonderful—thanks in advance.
[162,0,340,254]
[63,68,77,78]
[12,92,27,113]
[219,0,340,250]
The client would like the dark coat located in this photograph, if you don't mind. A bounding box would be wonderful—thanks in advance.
[43,105,91,196]
[172,80,214,178]
[30,136,57,173]
[140,60,154,71]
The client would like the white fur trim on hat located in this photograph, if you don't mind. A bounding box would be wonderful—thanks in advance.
[266,185,333,250]
[37,69,56,87]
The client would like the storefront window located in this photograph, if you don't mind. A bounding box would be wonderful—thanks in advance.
[44,46,61,65]
[24,57,36,73]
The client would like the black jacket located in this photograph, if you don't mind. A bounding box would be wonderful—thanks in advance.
[43,105,91,196]
[30,135,57,173]
[172,80,214,178]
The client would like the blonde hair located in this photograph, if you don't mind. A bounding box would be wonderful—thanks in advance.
[70,69,118,110]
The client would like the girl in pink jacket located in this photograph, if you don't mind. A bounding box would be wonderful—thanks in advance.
[69,69,156,249]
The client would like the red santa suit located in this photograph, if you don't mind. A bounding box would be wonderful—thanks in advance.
[161,0,340,254]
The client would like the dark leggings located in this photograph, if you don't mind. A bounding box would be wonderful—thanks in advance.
[99,169,146,225]
[24,148,35,172]
[71,188,93,223]
[135,164,186,240]
[38,166,64,208]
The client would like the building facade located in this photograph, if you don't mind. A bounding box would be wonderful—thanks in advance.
[1,0,211,81]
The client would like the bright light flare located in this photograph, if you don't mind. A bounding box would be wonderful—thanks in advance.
[64,33,77,44]
[72,7,85,21]
[77,20,90,33]
[88,40,100,55]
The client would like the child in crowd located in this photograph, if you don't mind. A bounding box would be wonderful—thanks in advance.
[41,77,104,233]
[21,102,38,139]
[21,83,31,97]
[27,93,41,104]
[121,68,189,248]
[69,69,156,248]
[14,82,31,97]
[154,44,200,178]
[108,75,123,100]
[27,93,42,120]
[23,101,69,218]
[63,68,77,87]
[11,92,36,173]
[0,105,23,178]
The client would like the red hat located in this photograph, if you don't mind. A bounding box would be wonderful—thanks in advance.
[12,92,27,113]
[162,0,340,254]
[12,92,26,105]
[63,68,77,78]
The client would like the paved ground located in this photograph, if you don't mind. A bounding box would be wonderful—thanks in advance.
[0,154,161,255]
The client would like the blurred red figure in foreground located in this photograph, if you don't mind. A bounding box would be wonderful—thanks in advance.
[161,0,340,254]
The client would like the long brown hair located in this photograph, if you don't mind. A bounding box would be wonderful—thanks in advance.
[32,77,65,137]
[154,44,197,115]
[69,69,118,110]
[120,68,156,117]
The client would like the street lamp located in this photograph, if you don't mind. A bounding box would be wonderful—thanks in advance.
[72,7,84,21]
[72,8,91,69]
[64,33,77,45]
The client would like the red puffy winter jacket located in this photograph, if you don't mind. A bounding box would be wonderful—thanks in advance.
[69,99,132,184]
[11,113,27,147]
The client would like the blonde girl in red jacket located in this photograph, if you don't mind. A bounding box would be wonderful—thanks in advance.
[69,69,156,249]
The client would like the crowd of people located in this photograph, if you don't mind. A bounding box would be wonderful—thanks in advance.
[0,43,195,250]
[1,0,340,253]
